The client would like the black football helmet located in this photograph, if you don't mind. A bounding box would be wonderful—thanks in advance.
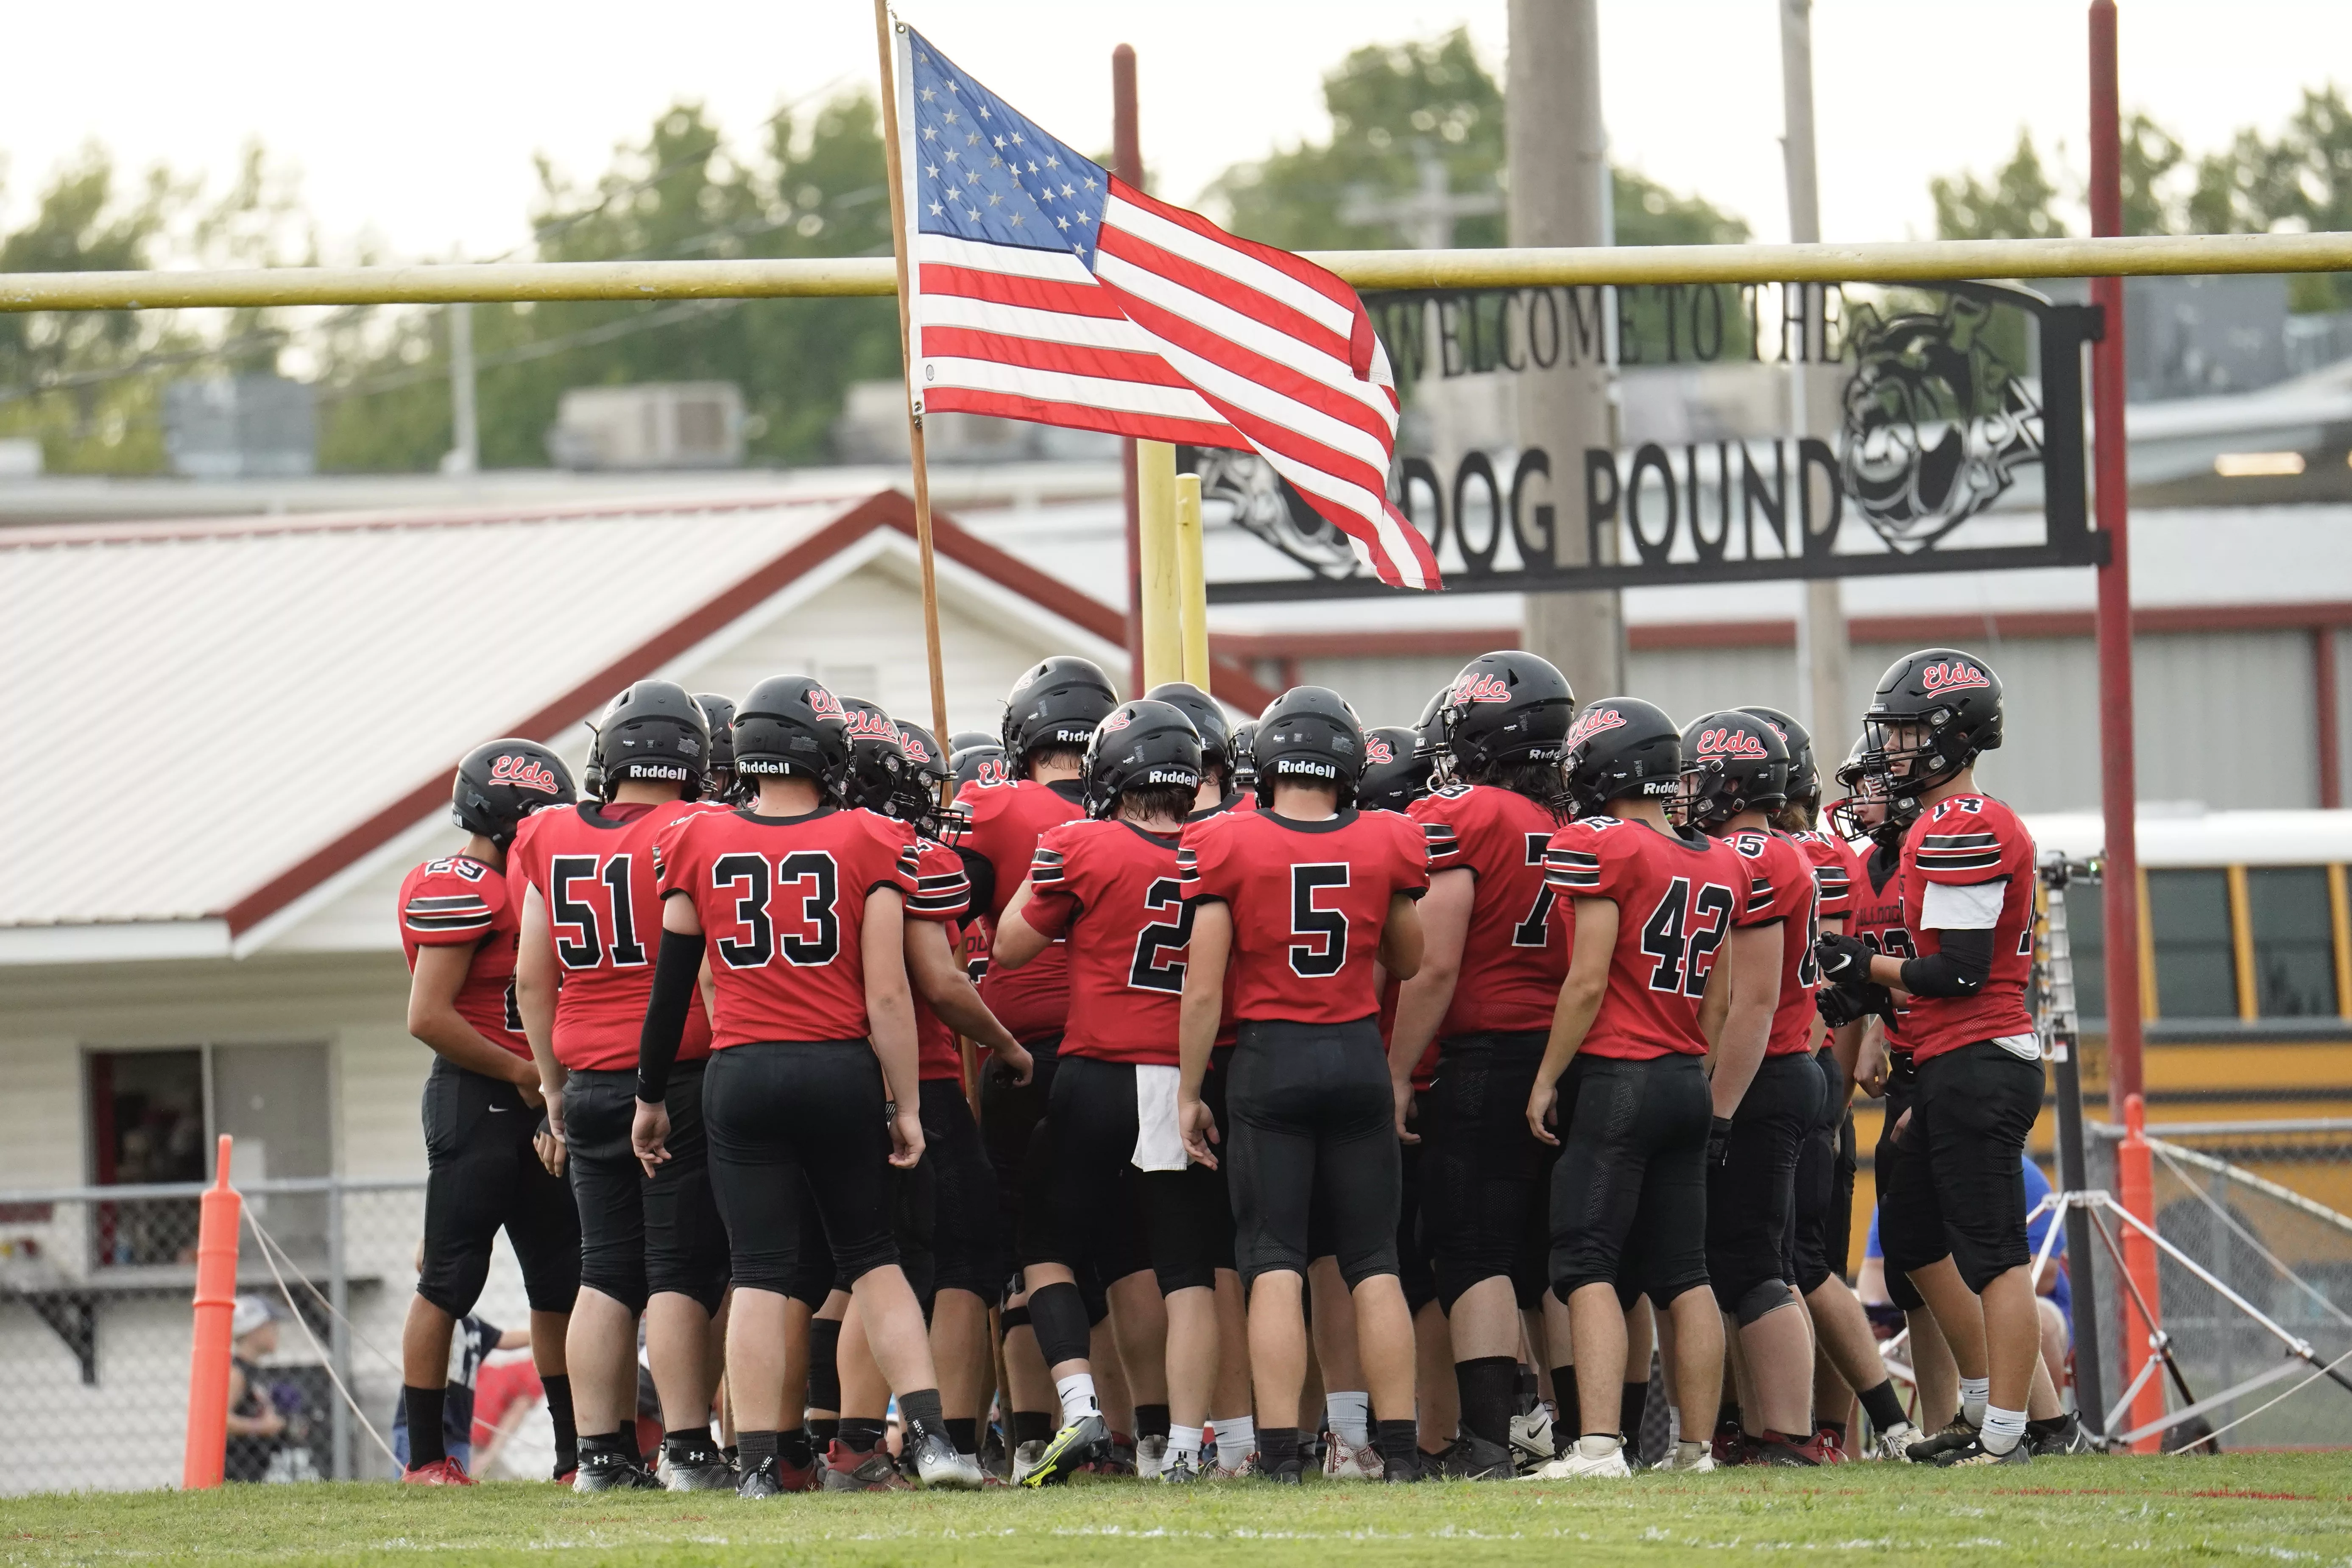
[951,739,1008,792]
[949,730,995,753]
[1830,733,1920,849]
[732,675,851,799]
[1440,650,1575,775]
[892,720,954,839]
[1740,704,1815,811]
[591,680,709,796]
[1676,710,1790,831]
[696,693,738,801]
[1083,699,1204,820]
[1413,686,1455,787]
[1253,686,1364,806]
[1863,647,2003,798]
[1230,720,1258,792]
[1358,725,1434,812]
[1145,681,1231,785]
[1001,656,1118,770]
[839,695,911,816]
[1561,698,1682,818]
[451,739,576,848]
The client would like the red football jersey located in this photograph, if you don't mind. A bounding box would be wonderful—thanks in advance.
[954,776,1086,1043]
[913,917,968,1083]
[906,836,974,1083]
[1178,807,1428,1027]
[1794,829,1864,928]
[1847,836,1917,1052]
[508,798,719,1072]
[1725,827,1820,1057]
[1018,819,1190,1065]
[1410,783,1572,1037]
[1185,794,1247,1047]
[656,806,926,1049]
[1900,794,2039,1063]
[398,855,530,1062]
[1542,817,1749,1060]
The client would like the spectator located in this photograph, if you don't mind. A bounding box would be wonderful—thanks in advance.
[471,1351,555,1480]
[2020,1156,2074,1390]
[224,1297,287,1482]
[391,1309,528,1476]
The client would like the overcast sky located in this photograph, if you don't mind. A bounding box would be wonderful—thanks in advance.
[5,1,2349,262]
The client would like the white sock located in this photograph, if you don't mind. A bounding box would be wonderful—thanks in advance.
[1674,1439,1709,1466]
[1980,1405,2028,1455]
[1959,1376,1990,1428]
[1667,1406,1682,1449]
[1216,1414,1255,1458]
[1055,1373,1099,1426]
[1169,1423,1205,1462]
[1326,1390,1370,1447]
[1577,1433,1623,1459]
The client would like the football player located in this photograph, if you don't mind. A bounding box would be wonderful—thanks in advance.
[1176,687,1430,1484]
[1390,653,1574,1480]
[631,675,984,1495]
[993,699,1234,1484]
[1674,710,1826,1466]
[955,658,1123,1474]
[1744,708,1920,1462]
[1148,681,1250,819]
[396,740,582,1485]
[1523,698,1772,1479]
[511,682,731,1492]
[1814,651,2049,1466]
[697,693,738,803]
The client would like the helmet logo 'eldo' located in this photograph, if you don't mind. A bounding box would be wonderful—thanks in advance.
[845,709,899,741]
[808,686,846,720]
[1363,735,1395,765]
[898,730,932,764]
[489,754,562,794]
[1568,707,1628,746]
[1097,709,1134,734]
[1695,727,1769,760]
[1920,661,1991,694]
[1450,672,1512,705]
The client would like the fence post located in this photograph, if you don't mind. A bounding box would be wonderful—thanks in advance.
[327,1178,352,1480]
[181,1135,240,1491]
[2117,1092,2167,1451]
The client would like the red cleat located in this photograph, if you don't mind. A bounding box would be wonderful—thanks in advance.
[1799,1427,1850,1465]
[403,1457,475,1485]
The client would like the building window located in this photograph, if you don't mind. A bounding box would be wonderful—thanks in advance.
[2062,879,2105,1022]
[2148,869,2238,1020]
[2244,866,2338,1017]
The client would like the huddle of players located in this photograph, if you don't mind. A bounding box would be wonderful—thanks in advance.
[390,637,2071,1494]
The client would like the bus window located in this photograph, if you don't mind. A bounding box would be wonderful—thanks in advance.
[2244,866,2337,1017]
[2065,884,2105,1021]
[2148,868,2237,1019]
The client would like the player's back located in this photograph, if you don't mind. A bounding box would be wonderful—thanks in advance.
[1724,826,1822,1056]
[1410,781,1570,1036]
[955,775,1086,1041]
[398,854,527,1059]
[1028,817,1188,1063]
[1543,815,1746,1060]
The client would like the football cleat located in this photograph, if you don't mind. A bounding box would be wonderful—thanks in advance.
[904,1426,988,1490]
[1134,1433,1170,1479]
[402,1457,475,1486]
[1089,1431,1138,1476]
[572,1449,661,1492]
[1256,1455,1306,1484]
[1158,1451,1202,1484]
[1937,1434,2033,1468]
[1510,1406,1558,1468]
[1208,1446,1257,1481]
[1437,1434,1515,1481]
[1382,1446,1426,1484]
[1523,1440,1634,1480]
[1748,1437,1822,1467]
[1906,1416,1979,1465]
[1010,1438,1049,1484]
[1797,1428,1849,1465]
[819,1442,913,1492]
[2028,1412,2099,1457]
[1874,1420,1923,1462]
[735,1457,795,1498]
[1322,1434,1382,1481]
[1656,1442,1716,1474]
[660,1440,737,1493]
[1018,1413,1110,1487]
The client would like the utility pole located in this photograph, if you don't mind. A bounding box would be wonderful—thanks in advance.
[442,301,479,475]
[1780,0,1849,739]
[1509,0,1622,700]
[1339,143,1501,251]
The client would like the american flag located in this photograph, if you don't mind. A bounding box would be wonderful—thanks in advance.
[893,22,1442,591]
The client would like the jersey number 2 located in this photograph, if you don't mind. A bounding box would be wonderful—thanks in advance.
[1129,877,1193,993]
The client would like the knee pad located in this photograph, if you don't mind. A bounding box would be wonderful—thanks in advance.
[1723,1276,1794,1327]
[806,1317,843,1412]
[1027,1280,1093,1369]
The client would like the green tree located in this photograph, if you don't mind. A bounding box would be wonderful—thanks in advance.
[2119,112,2186,237]
[1931,129,2068,241]
[2187,85,2352,309]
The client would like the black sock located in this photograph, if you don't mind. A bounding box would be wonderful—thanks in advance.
[777,1428,812,1468]
[2027,1413,2070,1436]
[898,1388,946,1438]
[1135,1403,1171,1441]
[541,1374,577,1476]
[840,1415,887,1454]
[1258,1426,1302,1470]
[1455,1356,1519,1449]
[664,1426,714,1458]
[611,1425,640,1464]
[809,1418,840,1445]
[807,1318,843,1412]
[1858,1380,1909,1434]
[739,1429,779,1473]
[1550,1366,1579,1431]
[947,1417,979,1455]
[1014,1410,1052,1445]
[1376,1418,1417,1471]
[403,1386,448,1469]
[1516,1364,1540,1413]
[1718,1400,1741,1433]
[1620,1378,1650,1444]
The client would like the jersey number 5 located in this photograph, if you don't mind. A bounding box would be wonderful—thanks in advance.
[711,851,840,968]
[1289,863,1350,979]
[550,854,649,971]
[1129,876,1194,993]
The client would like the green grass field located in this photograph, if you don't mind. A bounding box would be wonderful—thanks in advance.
[3,1455,2349,1568]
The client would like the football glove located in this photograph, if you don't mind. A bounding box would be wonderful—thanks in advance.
[1708,1115,1735,1168]
[1816,982,1893,1030]
[1814,930,1875,987]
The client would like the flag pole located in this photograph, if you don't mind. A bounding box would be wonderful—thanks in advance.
[873,0,952,751]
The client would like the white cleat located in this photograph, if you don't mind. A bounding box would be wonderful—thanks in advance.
[1510,1407,1557,1468]
[1209,1448,1258,1480]
[1135,1434,1170,1479]
[1657,1442,1716,1473]
[1323,1434,1382,1480]
[1875,1421,1922,1462]
[1010,1438,1047,1484]
[1524,1441,1634,1480]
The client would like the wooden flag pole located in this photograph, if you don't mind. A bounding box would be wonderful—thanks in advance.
[873,0,952,750]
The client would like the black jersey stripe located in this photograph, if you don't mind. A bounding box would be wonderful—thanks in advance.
[1921,832,2000,849]
[405,894,491,912]
[405,911,494,932]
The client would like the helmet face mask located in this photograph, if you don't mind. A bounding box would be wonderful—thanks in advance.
[1674,712,1789,833]
[1862,648,2003,800]
[839,696,911,817]
[695,692,739,803]
[1830,735,1919,846]
[891,721,953,839]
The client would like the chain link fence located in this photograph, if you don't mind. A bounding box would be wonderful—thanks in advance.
[0,1179,542,1495]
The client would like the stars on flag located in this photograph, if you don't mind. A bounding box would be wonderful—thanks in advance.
[906,31,1110,260]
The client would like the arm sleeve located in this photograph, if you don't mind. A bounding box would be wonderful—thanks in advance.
[1898,926,1996,999]
[636,927,709,1102]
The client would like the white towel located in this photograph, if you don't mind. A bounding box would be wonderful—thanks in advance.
[1132,1064,1189,1171]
